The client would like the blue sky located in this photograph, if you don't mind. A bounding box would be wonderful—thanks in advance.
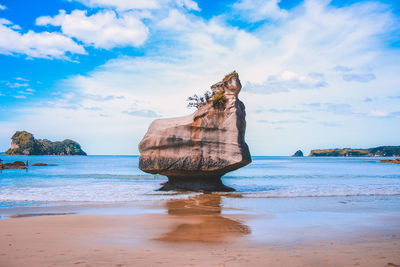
[0,0,399,155]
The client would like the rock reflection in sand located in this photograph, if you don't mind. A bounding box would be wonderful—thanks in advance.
[156,194,250,243]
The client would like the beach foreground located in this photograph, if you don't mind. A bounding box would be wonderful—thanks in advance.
[1,194,399,267]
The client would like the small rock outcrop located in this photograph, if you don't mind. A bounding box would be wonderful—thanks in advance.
[5,131,87,156]
[31,163,48,166]
[380,158,400,164]
[0,161,27,169]
[139,72,251,192]
[291,150,304,157]
[0,161,56,169]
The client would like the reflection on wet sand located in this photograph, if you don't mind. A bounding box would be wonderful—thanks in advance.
[156,194,250,243]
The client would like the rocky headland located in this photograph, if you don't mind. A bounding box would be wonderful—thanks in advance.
[5,131,87,156]
[309,146,400,157]
[139,71,251,192]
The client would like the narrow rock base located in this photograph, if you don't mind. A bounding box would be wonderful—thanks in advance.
[158,176,235,192]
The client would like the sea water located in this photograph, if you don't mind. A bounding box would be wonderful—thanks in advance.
[0,155,399,207]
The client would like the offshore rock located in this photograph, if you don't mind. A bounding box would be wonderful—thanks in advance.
[5,131,87,156]
[380,158,400,164]
[139,72,251,192]
[0,161,27,169]
[291,150,304,157]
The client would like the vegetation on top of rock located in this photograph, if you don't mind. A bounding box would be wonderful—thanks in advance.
[309,146,400,157]
[187,88,227,109]
[5,131,87,156]
[187,72,237,109]
[211,88,226,109]
[187,90,212,108]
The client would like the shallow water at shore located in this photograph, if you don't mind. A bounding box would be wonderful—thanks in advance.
[0,155,399,207]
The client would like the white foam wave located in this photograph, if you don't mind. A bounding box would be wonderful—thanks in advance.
[241,185,400,198]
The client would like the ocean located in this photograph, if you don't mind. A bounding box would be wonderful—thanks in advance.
[0,155,399,207]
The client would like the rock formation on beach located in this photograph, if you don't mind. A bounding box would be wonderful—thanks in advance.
[139,72,251,191]
[291,150,304,157]
[5,131,87,156]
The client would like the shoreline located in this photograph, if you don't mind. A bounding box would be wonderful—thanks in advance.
[2,194,400,218]
[1,194,400,266]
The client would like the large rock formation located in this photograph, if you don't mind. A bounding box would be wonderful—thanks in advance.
[5,131,87,156]
[139,72,251,191]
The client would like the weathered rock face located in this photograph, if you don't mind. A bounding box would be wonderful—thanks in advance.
[139,72,251,191]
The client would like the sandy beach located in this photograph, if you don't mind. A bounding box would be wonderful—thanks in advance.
[1,194,399,267]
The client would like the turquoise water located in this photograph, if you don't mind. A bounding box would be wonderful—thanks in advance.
[0,156,399,207]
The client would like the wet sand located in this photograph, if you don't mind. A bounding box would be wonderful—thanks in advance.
[1,194,400,267]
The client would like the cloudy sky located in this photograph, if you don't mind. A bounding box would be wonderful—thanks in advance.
[0,0,399,155]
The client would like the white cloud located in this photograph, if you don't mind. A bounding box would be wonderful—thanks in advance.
[0,4,6,10]
[0,19,85,59]
[123,109,161,117]
[37,10,149,49]
[157,9,262,57]
[15,77,29,81]
[342,73,376,83]
[12,95,26,99]
[175,0,200,11]
[246,71,327,94]
[71,0,200,11]
[369,110,389,117]
[334,65,352,72]
[71,0,161,10]
[6,82,29,88]
[0,18,21,30]
[17,89,34,95]
[0,18,11,24]
[157,9,192,31]
[233,0,288,21]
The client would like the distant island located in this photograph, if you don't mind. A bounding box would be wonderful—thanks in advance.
[309,146,400,157]
[5,131,87,156]
[291,150,304,157]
